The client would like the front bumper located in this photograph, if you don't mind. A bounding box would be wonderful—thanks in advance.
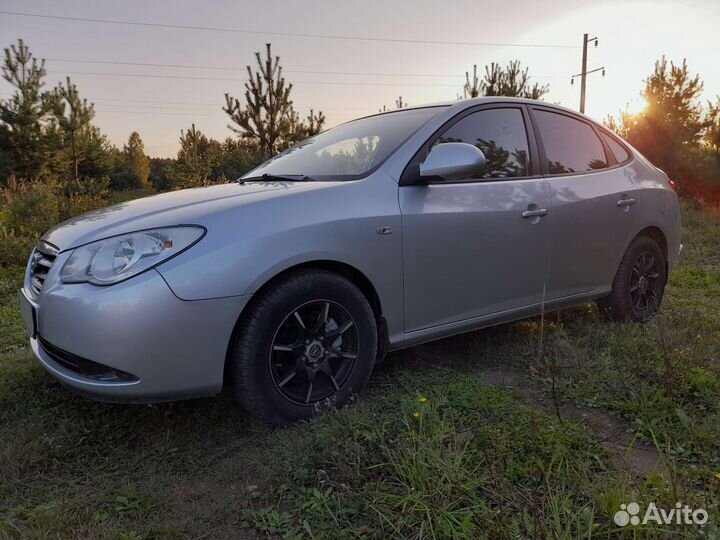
[26,265,250,403]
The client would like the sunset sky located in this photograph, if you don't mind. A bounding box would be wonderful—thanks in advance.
[1,0,718,157]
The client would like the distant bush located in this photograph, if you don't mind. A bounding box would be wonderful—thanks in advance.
[0,179,61,236]
[0,226,36,266]
[109,166,145,191]
[0,177,114,266]
[58,177,111,220]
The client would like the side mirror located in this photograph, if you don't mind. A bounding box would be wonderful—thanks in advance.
[419,142,487,182]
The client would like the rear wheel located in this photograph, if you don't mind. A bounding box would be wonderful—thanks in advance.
[597,235,667,322]
[229,270,377,425]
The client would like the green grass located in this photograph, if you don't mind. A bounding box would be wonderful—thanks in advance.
[1,201,719,539]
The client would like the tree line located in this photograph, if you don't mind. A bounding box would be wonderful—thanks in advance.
[605,57,720,190]
[1,37,719,196]
[0,40,328,190]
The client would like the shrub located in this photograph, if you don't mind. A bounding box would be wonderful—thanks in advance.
[110,167,145,191]
[57,177,111,220]
[0,179,60,236]
[0,177,113,267]
[0,226,36,266]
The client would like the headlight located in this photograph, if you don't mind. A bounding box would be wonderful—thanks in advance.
[61,226,205,285]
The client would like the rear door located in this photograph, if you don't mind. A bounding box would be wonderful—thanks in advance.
[400,105,552,332]
[529,107,639,300]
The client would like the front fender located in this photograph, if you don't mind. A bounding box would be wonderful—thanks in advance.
[155,172,405,342]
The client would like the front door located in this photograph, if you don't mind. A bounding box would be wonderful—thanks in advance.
[400,106,552,332]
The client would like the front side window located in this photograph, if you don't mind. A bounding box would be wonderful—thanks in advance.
[534,110,608,174]
[433,108,530,179]
[244,107,444,180]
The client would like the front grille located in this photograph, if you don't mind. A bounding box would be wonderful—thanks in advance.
[29,241,58,297]
[38,336,138,382]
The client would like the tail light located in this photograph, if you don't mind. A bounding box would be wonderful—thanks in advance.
[668,179,678,192]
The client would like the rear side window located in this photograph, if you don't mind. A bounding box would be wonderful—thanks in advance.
[533,110,608,174]
[599,131,631,163]
[433,108,530,179]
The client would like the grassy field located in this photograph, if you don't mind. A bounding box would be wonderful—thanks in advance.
[1,201,719,539]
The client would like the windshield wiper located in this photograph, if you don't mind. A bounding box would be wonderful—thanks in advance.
[236,173,315,184]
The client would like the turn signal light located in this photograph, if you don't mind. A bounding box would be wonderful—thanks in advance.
[668,179,678,192]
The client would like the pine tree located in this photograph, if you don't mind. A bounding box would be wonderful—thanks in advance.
[77,125,114,179]
[224,43,295,156]
[608,57,706,178]
[175,123,213,186]
[224,43,325,155]
[123,131,150,186]
[303,109,325,137]
[463,65,481,98]
[395,96,407,109]
[0,39,50,180]
[462,61,548,100]
[706,97,720,161]
[481,61,549,99]
[48,77,95,181]
[603,113,631,139]
[287,109,326,145]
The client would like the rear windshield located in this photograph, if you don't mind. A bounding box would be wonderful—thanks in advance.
[243,107,445,180]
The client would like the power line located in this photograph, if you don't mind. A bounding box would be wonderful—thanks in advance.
[47,70,464,87]
[45,57,569,79]
[97,109,223,118]
[0,91,376,111]
[46,58,466,78]
[1,11,581,49]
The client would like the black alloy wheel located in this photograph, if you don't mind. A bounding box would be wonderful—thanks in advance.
[270,300,359,405]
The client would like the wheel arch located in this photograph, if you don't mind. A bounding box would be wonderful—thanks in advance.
[223,260,386,388]
[636,225,668,262]
[631,225,669,285]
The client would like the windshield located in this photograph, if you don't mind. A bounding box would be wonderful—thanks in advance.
[242,106,445,180]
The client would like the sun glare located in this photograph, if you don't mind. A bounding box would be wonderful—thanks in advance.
[627,96,649,116]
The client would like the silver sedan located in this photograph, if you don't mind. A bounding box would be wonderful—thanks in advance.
[19,97,682,424]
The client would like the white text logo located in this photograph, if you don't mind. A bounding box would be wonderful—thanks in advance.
[614,502,708,527]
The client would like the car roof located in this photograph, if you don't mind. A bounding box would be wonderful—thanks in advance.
[363,97,597,124]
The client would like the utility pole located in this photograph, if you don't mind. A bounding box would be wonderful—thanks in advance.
[580,33,589,113]
[571,34,605,114]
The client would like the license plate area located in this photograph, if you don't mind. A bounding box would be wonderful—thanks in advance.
[18,290,37,338]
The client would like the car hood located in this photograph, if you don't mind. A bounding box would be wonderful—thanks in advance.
[42,181,333,250]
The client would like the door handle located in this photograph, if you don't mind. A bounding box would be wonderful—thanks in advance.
[616,198,637,207]
[521,208,548,218]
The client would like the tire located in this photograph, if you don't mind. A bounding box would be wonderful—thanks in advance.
[597,235,667,322]
[229,270,377,425]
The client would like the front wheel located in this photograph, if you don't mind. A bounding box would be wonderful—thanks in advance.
[229,270,377,425]
[597,235,667,322]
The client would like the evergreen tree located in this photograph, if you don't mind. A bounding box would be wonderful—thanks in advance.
[609,57,706,178]
[463,61,548,100]
[0,39,50,180]
[603,113,630,139]
[704,97,720,161]
[77,126,114,179]
[224,43,295,156]
[48,77,95,181]
[224,43,325,155]
[123,131,150,186]
[463,65,481,98]
[175,123,214,186]
[286,108,326,146]
[483,61,549,99]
